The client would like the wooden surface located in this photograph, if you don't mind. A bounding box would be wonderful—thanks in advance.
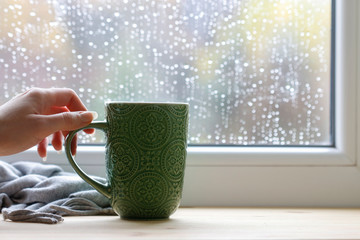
[2,208,360,239]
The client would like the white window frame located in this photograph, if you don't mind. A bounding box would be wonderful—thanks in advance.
[3,0,359,207]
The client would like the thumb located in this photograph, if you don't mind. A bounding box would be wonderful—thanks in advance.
[43,111,98,132]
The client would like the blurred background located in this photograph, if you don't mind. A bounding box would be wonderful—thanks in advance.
[0,0,331,146]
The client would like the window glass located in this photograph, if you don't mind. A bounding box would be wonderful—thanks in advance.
[0,0,331,145]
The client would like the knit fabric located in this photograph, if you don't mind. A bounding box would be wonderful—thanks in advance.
[0,161,115,224]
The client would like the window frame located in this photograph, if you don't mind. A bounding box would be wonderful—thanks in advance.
[3,0,359,207]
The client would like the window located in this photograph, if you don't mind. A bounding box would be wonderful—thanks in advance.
[0,0,332,146]
[1,0,360,207]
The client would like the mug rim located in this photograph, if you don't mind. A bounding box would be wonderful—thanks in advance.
[105,101,189,106]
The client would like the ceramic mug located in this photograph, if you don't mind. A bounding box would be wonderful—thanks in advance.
[65,102,189,219]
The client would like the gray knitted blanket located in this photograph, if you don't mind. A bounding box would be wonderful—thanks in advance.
[0,160,115,224]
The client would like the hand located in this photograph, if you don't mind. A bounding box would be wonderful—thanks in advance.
[0,88,96,159]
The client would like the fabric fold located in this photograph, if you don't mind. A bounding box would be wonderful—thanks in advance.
[0,160,115,224]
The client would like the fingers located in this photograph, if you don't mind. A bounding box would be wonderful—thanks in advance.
[50,88,87,112]
[37,137,49,161]
[27,88,96,159]
[26,88,88,114]
[40,111,96,134]
[41,111,95,157]
[25,88,97,133]
[38,133,77,159]
[50,106,95,135]
[51,131,63,152]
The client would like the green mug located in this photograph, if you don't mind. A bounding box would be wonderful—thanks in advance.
[65,102,189,219]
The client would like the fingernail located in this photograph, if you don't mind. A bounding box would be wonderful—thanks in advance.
[42,156,47,162]
[89,111,99,120]
[80,111,98,122]
[57,150,62,154]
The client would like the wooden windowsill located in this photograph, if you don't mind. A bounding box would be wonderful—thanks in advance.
[1,207,360,239]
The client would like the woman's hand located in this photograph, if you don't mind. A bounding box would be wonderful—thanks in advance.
[0,88,96,159]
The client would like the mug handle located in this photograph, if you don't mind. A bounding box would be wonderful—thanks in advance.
[65,121,111,199]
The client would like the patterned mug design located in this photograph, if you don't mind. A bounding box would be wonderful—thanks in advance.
[130,105,172,149]
[65,102,188,219]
